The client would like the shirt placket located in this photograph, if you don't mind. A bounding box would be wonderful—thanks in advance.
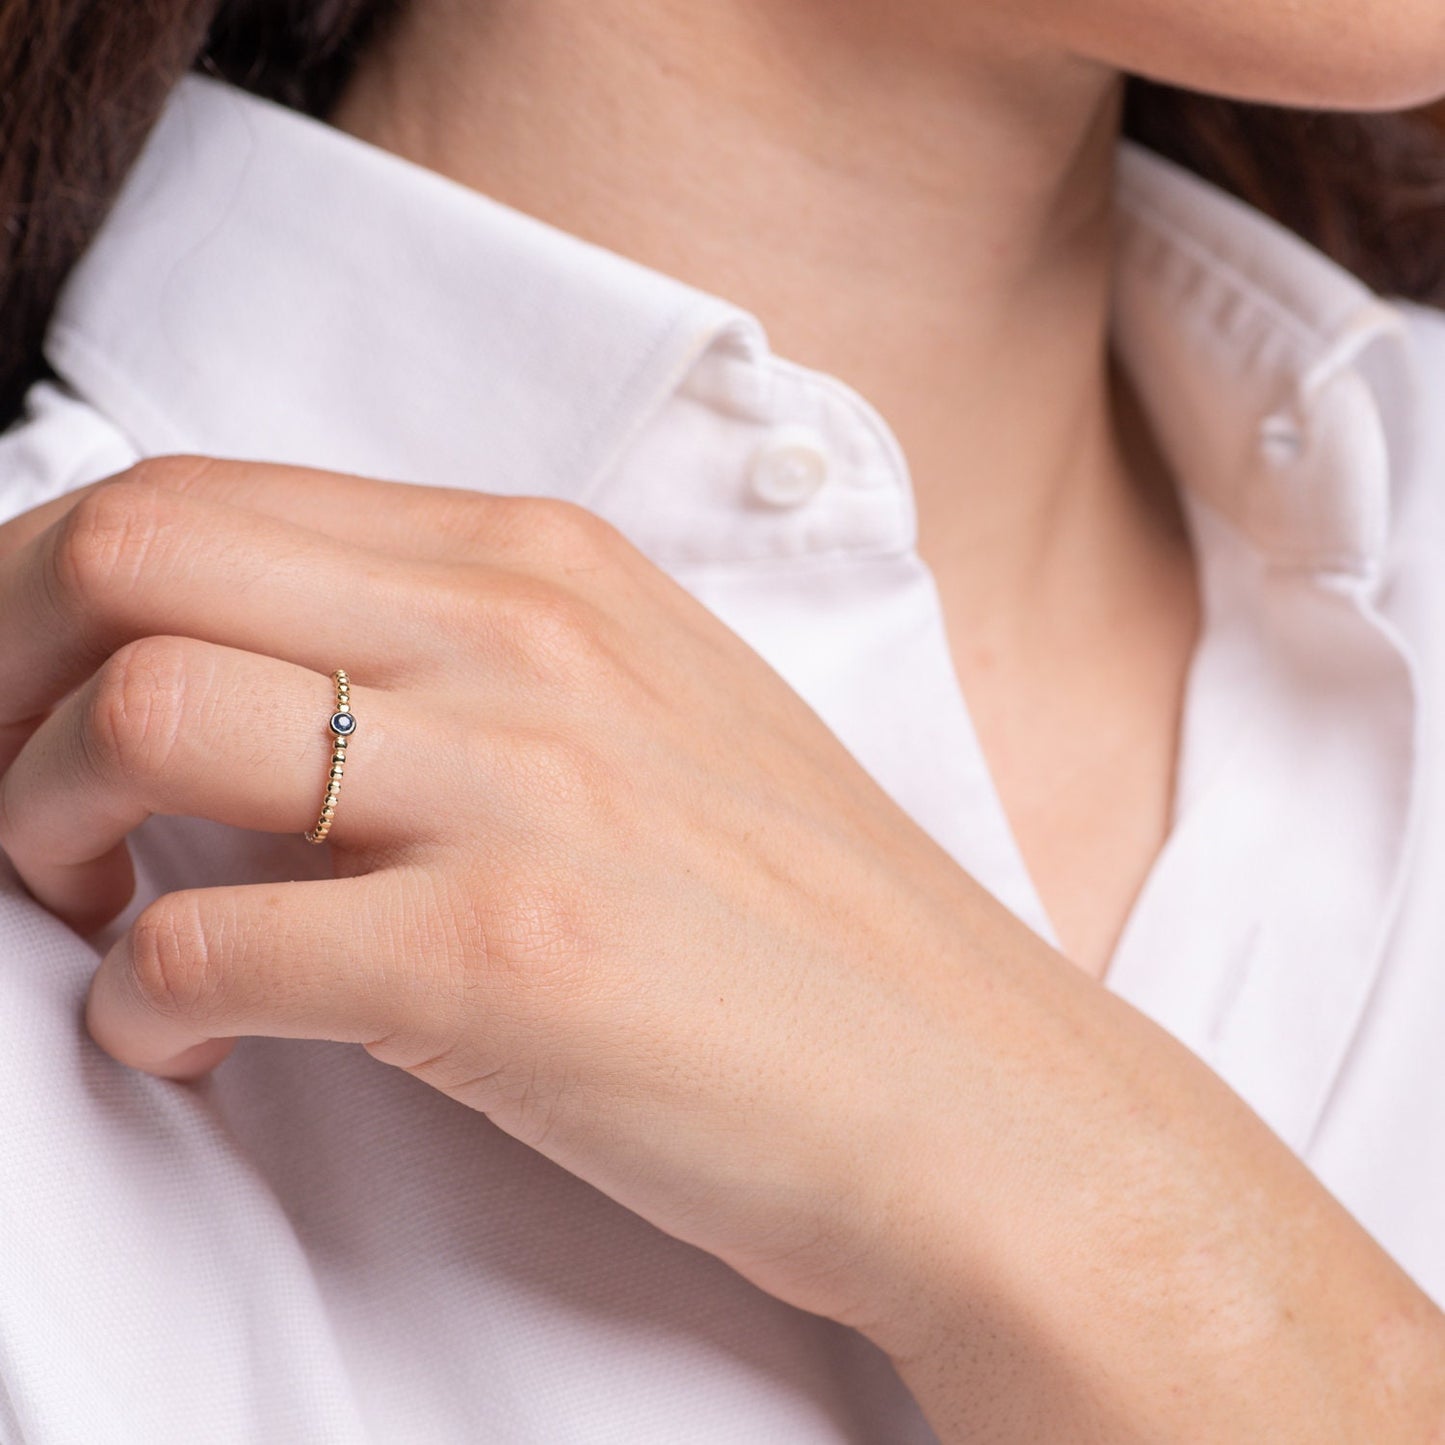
[1104,380,1425,1154]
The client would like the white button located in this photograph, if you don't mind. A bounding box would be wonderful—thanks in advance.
[747,425,831,507]
[1258,411,1306,468]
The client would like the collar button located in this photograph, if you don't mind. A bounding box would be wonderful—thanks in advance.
[747,424,831,507]
[1258,412,1306,468]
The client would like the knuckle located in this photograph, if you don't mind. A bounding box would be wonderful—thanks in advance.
[419,570,609,688]
[126,893,213,1019]
[516,496,621,571]
[497,876,596,975]
[488,581,611,687]
[445,832,599,982]
[514,585,600,668]
[84,635,194,779]
[503,727,619,824]
[50,478,172,615]
[445,865,606,1044]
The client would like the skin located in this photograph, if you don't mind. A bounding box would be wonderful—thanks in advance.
[4,0,1445,1438]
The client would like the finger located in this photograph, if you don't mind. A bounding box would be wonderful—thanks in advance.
[0,454,606,570]
[0,477,465,741]
[85,871,444,1080]
[0,636,425,932]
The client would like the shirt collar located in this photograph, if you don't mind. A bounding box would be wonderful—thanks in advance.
[45,73,750,509]
[47,71,1417,578]
[1110,141,1417,582]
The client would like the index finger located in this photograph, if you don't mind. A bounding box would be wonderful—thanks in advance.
[0,454,597,568]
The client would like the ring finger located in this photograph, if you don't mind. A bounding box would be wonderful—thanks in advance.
[0,635,430,931]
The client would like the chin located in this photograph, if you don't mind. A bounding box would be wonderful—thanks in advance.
[1244,20,1445,113]
[1128,57,1445,118]
[1255,51,1445,114]
[1062,3,1445,116]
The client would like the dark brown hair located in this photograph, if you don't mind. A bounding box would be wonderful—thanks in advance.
[3,0,1445,430]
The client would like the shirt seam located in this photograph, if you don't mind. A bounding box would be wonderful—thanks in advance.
[1113,182,1352,356]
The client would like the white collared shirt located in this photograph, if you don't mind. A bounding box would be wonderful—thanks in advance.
[2,73,1443,1443]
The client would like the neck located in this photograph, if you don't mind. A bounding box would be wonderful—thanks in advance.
[332,0,1186,639]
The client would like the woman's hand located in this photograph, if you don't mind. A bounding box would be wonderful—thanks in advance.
[0,455,998,1333]
[0,456,1441,1442]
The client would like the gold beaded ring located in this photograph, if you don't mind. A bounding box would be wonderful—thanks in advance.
[303,669,356,844]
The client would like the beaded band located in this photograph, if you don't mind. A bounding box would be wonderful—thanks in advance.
[303,669,356,844]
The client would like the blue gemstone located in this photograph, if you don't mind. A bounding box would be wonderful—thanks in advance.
[329,711,357,736]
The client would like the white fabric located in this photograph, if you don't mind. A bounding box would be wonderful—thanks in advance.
[2,72,1444,1442]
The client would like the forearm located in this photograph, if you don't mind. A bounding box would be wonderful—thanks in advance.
[888,1133,1445,1441]
[843,925,1445,1441]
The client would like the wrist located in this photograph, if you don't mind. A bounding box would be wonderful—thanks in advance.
[847,967,1445,1442]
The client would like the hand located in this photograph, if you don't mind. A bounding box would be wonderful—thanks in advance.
[0,454,1004,1343]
